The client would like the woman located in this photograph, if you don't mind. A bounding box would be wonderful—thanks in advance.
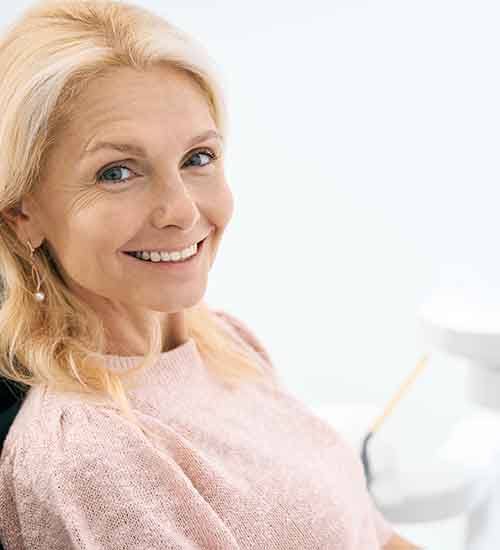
[0,0,418,548]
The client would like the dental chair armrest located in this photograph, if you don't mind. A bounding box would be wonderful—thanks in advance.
[311,402,500,523]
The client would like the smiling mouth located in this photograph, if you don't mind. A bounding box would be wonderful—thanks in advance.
[122,232,210,255]
[122,236,207,263]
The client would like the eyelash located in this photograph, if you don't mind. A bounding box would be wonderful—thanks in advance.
[95,147,219,186]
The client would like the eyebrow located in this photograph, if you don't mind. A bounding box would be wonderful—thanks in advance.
[80,129,223,160]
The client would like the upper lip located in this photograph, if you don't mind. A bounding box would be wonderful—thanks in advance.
[123,229,212,253]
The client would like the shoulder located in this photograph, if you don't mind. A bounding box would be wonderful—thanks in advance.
[0,385,139,476]
[211,308,275,367]
[0,385,165,526]
[210,308,289,392]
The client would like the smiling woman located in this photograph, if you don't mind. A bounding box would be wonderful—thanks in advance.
[0,0,414,549]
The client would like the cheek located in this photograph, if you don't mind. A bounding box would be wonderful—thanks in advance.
[51,227,130,297]
[48,205,141,280]
[212,183,234,227]
[205,185,234,266]
[41,187,138,251]
[72,203,143,252]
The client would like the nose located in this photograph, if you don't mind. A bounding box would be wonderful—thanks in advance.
[151,177,200,231]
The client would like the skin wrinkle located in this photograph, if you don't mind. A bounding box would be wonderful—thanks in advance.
[5,64,234,355]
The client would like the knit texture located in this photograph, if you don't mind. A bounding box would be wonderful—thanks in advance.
[0,308,394,549]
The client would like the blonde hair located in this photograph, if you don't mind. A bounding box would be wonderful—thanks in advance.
[0,0,272,442]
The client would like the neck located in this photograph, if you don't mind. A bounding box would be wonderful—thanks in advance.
[163,310,188,351]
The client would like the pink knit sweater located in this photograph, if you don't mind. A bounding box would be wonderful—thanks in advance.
[0,308,394,549]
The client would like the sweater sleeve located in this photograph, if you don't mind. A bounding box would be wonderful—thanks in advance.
[0,402,239,550]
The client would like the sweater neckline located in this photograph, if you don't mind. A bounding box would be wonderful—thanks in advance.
[102,337,203,383]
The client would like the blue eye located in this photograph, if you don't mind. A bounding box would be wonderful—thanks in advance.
[95,148,218,186]
[183,149,217,168]
[97,165,134,185]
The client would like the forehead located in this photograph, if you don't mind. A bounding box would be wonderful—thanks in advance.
[60,65,215,149]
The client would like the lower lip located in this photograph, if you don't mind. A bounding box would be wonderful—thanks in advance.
[121,238,206,271]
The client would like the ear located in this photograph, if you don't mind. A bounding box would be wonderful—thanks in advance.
[1,195,44,248]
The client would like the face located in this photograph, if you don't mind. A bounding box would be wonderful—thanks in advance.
[9,64,234,353]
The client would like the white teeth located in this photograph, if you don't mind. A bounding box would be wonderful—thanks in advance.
[170,251,181,261]
[132,242,198,263]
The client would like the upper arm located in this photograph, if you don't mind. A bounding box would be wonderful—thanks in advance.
[1,404,232,549]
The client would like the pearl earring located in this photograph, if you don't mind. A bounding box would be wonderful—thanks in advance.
[26,239,45,302]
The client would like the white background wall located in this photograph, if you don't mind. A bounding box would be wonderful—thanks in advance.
[3,1,500,547]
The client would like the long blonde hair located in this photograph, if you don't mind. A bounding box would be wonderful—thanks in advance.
[0,0,272,441]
